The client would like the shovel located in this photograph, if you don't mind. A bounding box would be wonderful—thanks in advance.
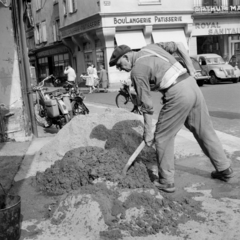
[122,125,156,177]
[122,141,146,177]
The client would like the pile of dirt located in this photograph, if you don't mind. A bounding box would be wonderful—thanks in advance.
[47,183,204,239]
[35,146,153,195]
[31,108,204,239]
[30,108,156,176]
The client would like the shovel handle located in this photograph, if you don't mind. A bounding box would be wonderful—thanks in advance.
[122,141,146,177]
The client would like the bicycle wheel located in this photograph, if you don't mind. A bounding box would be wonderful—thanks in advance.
[33,103,52,128]
[115,93,135,112]
[71,101,89,115]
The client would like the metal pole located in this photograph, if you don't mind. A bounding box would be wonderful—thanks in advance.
[17,0,38,137]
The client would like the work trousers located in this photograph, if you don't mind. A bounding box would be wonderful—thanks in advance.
[155,76,230,184]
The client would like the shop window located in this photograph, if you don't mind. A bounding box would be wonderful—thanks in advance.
[27,36,35,50]
[96,50,104,70]
[38,57,49,79]
[83,42,91,51]
[52,53,69,78]
[84,52,93,71]
[95,39,102,49]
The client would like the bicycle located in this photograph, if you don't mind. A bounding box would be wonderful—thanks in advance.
[115,80,142,114]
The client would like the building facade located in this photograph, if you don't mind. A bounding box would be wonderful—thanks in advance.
[58,0,194,87]
[28,0,240,88]
[191,0,240,64]
[29,0,71,84]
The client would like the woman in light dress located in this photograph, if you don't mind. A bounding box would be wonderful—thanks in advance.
[86,63,96,93]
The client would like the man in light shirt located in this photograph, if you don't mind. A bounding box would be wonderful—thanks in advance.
[64,64,76,83]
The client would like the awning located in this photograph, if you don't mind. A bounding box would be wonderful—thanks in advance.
[115,30,146,50]
[152,29,188,50]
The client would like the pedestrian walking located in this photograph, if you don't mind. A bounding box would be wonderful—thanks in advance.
[86,63,96,93]
[109,42,233,193]
[98,64,109,92]
[92,64,99,89]
[64,64,76,84]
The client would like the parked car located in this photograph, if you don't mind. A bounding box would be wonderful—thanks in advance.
[228,55,240,81]
[175,55,210,86]
[196,54,240,84]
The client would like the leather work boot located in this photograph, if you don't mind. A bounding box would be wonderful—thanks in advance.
[153,180,176,193]
[211,167,233,182]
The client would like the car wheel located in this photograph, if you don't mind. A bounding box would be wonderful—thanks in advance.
[232,78,239,83]
[209,73,218,84]
[197,80,204,86]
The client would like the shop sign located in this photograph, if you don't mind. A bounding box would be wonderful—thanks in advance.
[194,5,240,13]
[37,46,69,57]
[61,19,101,38]
[113,15,183,25]
[192,21,240,36]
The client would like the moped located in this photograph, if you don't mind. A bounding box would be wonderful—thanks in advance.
[32,75,71,129]
[63,81,89,115]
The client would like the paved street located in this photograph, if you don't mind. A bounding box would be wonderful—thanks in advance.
[84,81,240,138]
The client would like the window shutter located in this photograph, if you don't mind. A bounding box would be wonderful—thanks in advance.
[63,0,67,15]
[72,0,77,11]
[34,27,39,44]
[39,23,42,43]
[53,24,57,42]
[36,0,39,10]
[42,21,47,42]
[68,0,73,13]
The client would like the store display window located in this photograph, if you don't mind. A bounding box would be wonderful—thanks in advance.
[95,39,104,70]
[38,57,49,80]
[53,53,69,78]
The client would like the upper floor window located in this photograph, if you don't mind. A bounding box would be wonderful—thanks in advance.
[53,19,60,42]
[229,0,240,5]
[41,21,47,42]
[138,0,161,5]
[36,0,42,11]
[202,0,221,6]
[34,24,41,44]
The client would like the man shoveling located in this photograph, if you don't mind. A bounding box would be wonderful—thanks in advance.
[109,42,233,193]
